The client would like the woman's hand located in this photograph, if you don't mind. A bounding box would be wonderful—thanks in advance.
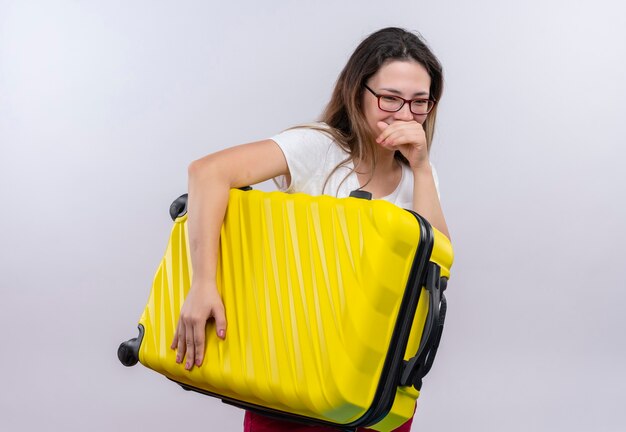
[377,120,450,239]
[170,281,227,370]
[376,120,429,170]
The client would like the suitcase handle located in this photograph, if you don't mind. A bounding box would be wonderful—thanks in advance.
[399,262,448,390]
[349,189,372,200]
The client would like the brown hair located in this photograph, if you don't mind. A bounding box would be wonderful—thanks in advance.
[310,27,444,194]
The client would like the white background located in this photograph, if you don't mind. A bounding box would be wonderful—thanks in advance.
[1,1,625,431]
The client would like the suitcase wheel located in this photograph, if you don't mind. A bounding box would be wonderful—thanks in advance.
[118,324,145,367]
[169,194,189,221]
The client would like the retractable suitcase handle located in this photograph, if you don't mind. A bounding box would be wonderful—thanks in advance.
[399,262,448,390]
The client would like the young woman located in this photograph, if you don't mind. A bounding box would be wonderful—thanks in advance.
[171,27,450,431]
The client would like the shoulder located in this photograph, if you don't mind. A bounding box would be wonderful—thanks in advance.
[271,123,349,175]
[270,123,351,195]
[270,123,338,156]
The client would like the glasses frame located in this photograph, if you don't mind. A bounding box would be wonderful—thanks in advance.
[364,84,436,115]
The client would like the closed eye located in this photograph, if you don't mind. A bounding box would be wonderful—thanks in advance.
[381,95,401,103]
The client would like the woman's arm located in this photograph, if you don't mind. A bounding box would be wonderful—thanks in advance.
[171,139,289,370]
[411,164,450,239]
[375,120,450,239]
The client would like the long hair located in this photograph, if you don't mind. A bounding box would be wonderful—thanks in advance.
[313,27,444,194]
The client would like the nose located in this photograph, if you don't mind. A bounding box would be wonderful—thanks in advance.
[394,102,413,121]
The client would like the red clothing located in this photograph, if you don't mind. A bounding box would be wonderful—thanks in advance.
[243,411,414,432]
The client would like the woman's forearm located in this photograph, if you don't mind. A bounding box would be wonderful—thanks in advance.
[411,165,450,239]
[187,157,231,291]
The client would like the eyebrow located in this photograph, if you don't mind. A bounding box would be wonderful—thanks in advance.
[380,88,430,97]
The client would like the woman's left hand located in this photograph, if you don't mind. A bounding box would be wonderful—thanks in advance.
[376,120,429,170]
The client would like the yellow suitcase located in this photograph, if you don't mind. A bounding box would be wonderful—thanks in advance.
[119,188,453,431]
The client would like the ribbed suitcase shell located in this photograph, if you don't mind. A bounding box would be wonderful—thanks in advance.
[135,189,453,431]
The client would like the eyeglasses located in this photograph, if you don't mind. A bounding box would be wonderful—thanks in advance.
[364,84,436,115]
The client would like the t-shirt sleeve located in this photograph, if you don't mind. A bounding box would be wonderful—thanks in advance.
[270,127,336,193]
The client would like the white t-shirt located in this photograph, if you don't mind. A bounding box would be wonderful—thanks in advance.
[270,124,439,210]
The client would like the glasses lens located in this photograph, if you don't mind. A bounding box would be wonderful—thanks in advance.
[379,96,404,112]
[411,99,434,114]
[410,100,433,114]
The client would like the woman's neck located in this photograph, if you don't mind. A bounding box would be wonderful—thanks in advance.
[354,147,402,198]
[355,147,398,176]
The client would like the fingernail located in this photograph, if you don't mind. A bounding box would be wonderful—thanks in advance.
[195,358,202,366]
[176,355,181,363]
[218,329,225,339]
[185,361,191,369]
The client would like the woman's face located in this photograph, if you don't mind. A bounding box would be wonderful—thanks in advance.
[362,59,432,138]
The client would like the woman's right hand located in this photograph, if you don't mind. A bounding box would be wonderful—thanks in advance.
[170,281,227,370]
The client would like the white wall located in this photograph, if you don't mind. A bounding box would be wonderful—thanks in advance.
[1,1,625,431]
